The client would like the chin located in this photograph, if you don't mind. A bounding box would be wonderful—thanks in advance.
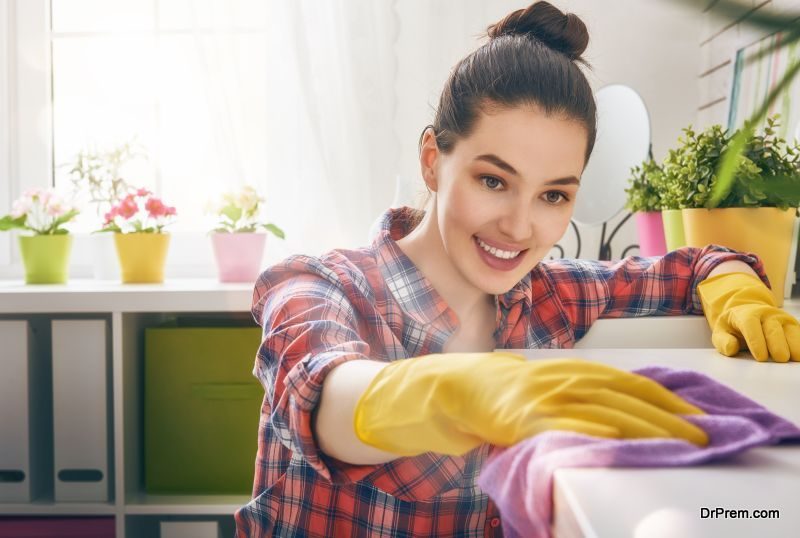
[476,274,526,296]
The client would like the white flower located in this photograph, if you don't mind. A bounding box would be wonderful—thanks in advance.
[236,185,262,213]
[11,197,32,219]
[45,195,68,217]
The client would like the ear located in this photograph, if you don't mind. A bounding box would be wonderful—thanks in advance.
[419,127,440,193]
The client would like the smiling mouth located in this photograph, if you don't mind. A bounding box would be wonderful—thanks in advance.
[475,237,525,259]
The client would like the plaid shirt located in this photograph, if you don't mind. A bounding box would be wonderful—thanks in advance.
[235,207,767,537]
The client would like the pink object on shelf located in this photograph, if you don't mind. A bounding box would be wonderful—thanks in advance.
[0,517,115,538]
[210,232,267,283]
[634,211,667,257]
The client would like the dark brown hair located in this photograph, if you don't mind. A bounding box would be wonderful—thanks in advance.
[424,1,596,164]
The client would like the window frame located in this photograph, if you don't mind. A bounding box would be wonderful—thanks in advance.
[1,0,222,279]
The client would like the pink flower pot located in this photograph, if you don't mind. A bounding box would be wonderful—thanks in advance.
[634,211,667,257]
[210,233,267,283]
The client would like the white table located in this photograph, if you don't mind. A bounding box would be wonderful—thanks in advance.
[514,348,800,538]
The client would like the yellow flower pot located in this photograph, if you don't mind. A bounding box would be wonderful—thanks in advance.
[682,207,797,307]
[114,233,171,283]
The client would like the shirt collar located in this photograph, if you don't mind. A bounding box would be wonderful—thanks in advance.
[372,207,531,325]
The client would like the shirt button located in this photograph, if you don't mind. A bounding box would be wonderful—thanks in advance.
[490,517,501,528]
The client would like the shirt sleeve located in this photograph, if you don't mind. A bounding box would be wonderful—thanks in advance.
[543,244,769,340]
[251,269,382,486]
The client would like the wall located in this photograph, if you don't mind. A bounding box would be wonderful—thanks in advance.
[393,0,704,260]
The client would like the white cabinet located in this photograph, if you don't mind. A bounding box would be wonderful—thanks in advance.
[0,280,254,538]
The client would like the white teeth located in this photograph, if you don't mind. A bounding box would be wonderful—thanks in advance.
[476,238,521,259]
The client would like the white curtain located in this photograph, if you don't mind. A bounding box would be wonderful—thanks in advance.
[261,0,400,258]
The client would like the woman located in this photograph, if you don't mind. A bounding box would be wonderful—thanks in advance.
[235,2,799,536]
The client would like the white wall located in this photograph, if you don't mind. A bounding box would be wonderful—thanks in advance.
[392,0,703,259]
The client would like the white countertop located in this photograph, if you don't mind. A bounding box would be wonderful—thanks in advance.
[515,348,800,538]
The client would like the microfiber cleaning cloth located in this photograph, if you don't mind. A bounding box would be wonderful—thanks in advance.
[476,366,800,538]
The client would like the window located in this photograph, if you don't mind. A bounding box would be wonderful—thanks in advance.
[50,0,269,233]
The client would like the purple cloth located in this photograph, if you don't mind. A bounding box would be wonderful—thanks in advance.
[476,366,800,538]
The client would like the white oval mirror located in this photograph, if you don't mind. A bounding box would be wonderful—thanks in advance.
[572,84,651,226]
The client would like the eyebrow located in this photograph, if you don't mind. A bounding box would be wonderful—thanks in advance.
[474,153,580,186]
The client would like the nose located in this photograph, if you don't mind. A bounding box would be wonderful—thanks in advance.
[497,200,534,243]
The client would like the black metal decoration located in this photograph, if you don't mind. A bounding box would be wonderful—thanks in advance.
[550,215,640,260]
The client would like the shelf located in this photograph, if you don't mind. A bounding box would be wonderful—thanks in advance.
[124,494,250,515]
[0,498,116,516]
[0,279,254,313]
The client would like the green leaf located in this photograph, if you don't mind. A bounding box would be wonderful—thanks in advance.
[0,214,27,231]
[47,209,80,234]
[262,223,285,239]
[710,59,800,207]
[220,204,243,224]
[95,223,121,233]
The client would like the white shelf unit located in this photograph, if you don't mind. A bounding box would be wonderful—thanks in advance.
[3,280,799,538]
[0,280,255,538]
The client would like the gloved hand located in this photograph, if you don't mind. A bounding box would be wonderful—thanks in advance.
[698,272,800,362]
[353,352,708,457]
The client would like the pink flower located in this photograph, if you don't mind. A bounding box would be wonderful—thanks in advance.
[145,197,167,218]
[104,207,118,225]
[117,195,139,219]
[136,188,152,197]
[165,205,177,216]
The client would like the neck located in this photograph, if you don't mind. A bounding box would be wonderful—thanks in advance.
[396,205,494,322]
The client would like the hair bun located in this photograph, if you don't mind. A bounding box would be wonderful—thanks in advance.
[487,1,589,61]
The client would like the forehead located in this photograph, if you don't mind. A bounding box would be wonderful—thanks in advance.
[452,105,588,177]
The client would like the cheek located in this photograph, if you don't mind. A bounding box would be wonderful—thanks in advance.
[537,209,574,246]
[440,181,492,230]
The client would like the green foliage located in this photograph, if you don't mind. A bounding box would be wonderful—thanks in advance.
[46,209,82,235]
[625,159,664,212]
[691,0,800,207]
[209,186,285,238]
[659,117,800,210]
[0,214,27,232]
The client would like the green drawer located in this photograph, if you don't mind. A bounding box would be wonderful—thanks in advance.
[144,324,262,494]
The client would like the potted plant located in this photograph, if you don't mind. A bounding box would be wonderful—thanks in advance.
[207,185,285,283]
[625,159,667,256]
[657,125,735,251]
[0,189,79,284]
[99,188,177,283]
[66,141,145,279]
[674,117,800,306]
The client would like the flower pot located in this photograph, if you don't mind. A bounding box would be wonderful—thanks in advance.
[661,209,686,251]
[114,233,170,284]
[18,234,73,284]
[682,207,796,307]
[210,233,266,283]
[634,211,667,257]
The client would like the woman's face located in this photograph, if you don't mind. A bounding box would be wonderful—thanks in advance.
[422,105,588,295]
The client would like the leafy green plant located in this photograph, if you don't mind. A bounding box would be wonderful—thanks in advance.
[660,117,800,211]
[208,185,285,238]
[625,159,664,212]
[0,189,79,235]
[676,0,800,207]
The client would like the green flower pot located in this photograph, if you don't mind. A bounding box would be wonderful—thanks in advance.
[18,234,73,284]
[661,209,686,251]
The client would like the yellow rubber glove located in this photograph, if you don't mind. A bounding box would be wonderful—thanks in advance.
[353,352,708,457]
[698,272,800,362]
